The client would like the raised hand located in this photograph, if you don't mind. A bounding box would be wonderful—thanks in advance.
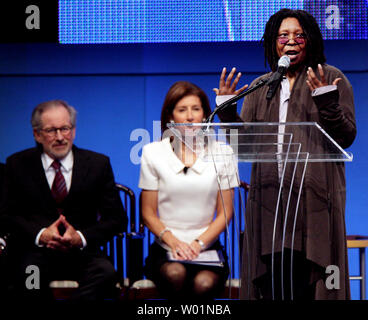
[213,67,248,96]
[306,64,341,91]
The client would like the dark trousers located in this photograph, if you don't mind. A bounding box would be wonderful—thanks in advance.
[12,246,117,301]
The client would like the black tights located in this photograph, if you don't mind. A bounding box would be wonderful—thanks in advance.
[157,262,221,301]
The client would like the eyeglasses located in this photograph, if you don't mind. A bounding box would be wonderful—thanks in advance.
[277,34,306,45]
[40,126,73,138]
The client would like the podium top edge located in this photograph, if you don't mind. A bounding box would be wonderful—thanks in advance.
[167,122,318,127]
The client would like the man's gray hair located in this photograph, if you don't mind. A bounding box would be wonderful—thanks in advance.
[31,99,77,130]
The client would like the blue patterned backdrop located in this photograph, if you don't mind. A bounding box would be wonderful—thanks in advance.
[58,0,368,44]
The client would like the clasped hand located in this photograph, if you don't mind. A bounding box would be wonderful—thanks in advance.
[171,239,203,261]
[39,214,82,251]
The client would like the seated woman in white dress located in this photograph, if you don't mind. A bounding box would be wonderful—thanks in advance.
[139,81,238,300]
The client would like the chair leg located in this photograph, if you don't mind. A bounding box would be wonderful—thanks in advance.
[360,248,366,300]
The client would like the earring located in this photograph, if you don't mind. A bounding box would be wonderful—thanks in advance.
[170,120,175,123]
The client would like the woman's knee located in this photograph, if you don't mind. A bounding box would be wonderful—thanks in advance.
[160,262,186,282]
[193,270,220,295]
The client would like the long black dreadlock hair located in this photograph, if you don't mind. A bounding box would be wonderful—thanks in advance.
[262,9,326,72]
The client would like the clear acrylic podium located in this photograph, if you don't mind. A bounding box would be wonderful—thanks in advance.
[167,122,353,300]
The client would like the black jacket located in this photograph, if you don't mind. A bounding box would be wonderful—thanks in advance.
[1,145,127,252]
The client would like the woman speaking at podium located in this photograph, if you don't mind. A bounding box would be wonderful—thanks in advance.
[215,9,356,300]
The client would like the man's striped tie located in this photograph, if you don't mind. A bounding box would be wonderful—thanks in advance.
[51,160,68,205]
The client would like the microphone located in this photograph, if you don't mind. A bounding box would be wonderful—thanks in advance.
[266,55,290,100]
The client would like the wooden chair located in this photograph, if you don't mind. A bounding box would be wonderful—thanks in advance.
[347,235,368,300]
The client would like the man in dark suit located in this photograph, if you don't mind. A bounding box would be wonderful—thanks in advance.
[1,99,127,300]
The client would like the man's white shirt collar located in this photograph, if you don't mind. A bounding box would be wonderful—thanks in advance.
[41,151,73,173]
